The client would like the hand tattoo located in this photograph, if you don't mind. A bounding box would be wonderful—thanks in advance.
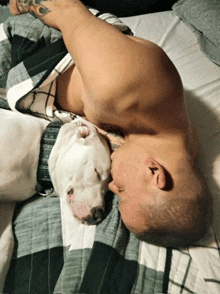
[17,0,51,18]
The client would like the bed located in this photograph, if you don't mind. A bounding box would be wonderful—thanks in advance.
[0,0,220,293]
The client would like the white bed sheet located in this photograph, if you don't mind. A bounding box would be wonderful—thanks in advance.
[121,11,220,240]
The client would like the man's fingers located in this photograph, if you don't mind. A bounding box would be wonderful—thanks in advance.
[9,0,53,20]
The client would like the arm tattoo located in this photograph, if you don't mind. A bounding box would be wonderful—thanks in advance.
[17,0,51,18]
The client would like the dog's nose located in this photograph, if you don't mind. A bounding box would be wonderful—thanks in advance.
[80,207,105,225]
[83,207,104,225]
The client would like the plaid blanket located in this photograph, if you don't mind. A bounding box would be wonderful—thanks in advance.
[1,9,220,294]
[3,191,220,294]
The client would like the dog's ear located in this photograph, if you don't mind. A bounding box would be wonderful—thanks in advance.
[78,125,91,138]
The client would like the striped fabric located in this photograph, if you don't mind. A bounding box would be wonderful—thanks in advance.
[4,191,220,294]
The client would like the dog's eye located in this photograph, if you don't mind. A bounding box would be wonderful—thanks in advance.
[95,168,102,181]
[67,187,74,195]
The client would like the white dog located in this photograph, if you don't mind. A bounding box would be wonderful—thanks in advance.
[0,109,111,292]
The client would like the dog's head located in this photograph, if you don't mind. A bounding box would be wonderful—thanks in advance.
[49,118,111,225]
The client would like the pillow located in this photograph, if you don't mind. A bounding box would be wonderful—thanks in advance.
[82,0,178,17]
[173,0,220,66]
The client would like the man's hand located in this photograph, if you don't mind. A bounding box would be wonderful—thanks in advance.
[9,0,51,17]
[9,0,80,29]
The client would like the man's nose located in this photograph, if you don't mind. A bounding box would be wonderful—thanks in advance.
[110,151,115,160]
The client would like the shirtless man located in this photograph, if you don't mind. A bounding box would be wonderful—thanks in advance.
[9,0,212,247]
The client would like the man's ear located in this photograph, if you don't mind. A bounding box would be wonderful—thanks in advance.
[145,157,166,190]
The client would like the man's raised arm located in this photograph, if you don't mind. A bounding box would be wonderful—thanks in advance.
[9,0,184,133]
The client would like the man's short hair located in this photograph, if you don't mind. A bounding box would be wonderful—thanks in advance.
[136,164,213,248]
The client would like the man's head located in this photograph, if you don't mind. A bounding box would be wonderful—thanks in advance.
[109,140,213,247]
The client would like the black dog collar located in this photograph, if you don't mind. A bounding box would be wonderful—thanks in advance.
[37,121,63,190]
